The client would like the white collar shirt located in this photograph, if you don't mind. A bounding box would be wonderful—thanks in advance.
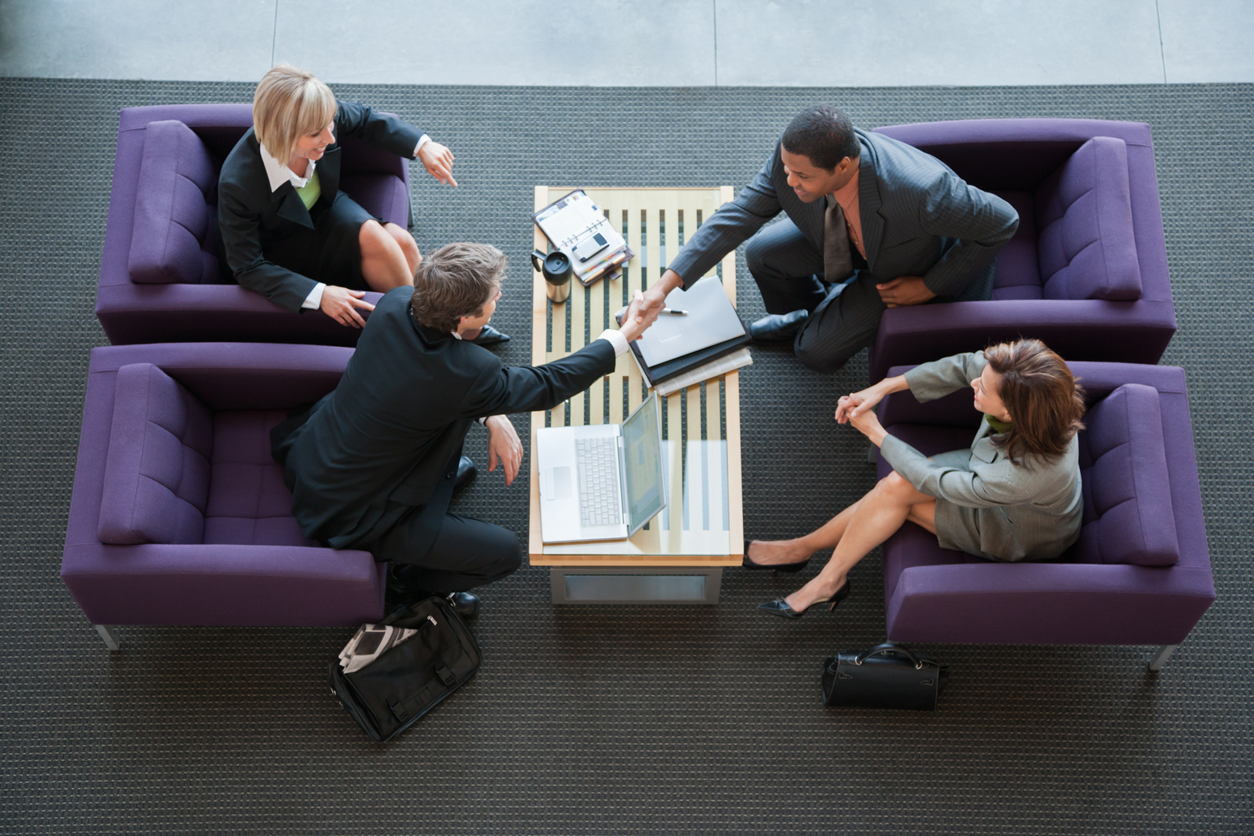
[259,141,316,192]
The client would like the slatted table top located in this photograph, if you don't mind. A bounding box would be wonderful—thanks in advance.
[528,186,744,567]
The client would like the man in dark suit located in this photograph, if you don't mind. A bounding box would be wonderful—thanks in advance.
[636,105,1019,373]
[272,243,649,615]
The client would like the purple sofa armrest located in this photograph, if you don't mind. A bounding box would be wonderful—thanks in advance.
[885,557,1217,645]
[868,298,1178,382]
[878,364,984,429]
[61,543,384,627]
[873,118,1156,191]
[96,284,385,346]
[85,342,354,410]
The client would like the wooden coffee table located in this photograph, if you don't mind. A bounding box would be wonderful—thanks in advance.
[528,186,744,604]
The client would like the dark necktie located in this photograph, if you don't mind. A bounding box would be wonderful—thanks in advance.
[824,197,854,283]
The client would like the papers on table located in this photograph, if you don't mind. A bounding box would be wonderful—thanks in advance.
[653,348,753,397]
[636,276,747,367]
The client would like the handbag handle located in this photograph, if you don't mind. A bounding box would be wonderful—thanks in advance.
[854,642,929,670]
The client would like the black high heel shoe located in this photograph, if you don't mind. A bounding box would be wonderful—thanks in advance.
[742,539,811,573]
[757,579,851,619]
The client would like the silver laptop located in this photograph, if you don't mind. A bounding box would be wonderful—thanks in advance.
[536,394,666,544]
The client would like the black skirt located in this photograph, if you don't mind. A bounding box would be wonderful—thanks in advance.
[266,191,379,291]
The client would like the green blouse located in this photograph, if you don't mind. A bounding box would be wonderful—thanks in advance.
[296,170,322,210]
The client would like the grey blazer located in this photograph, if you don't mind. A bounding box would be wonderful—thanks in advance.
[667,128,1019,299]
[880,352,1082,562]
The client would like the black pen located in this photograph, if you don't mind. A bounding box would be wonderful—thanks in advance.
[660,308,688,316]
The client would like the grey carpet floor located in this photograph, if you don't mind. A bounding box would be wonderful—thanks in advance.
[1,79,1252,835]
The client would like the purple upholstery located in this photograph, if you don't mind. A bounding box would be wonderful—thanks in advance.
[874,362,1214,646]
[868,120,1176,381]
[1076,384,1179,567]
[1036,137,1141,301]
[129,121,223,285]
[204,410,316,546]
[62,343,386,628]
[96,104,409,346]
[98,363,213,545]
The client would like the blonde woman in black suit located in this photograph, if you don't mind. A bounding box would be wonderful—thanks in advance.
[218,65,506,343]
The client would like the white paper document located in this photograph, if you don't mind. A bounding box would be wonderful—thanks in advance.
[654,348,753,397]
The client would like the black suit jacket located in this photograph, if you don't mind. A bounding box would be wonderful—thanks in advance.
[275,287,618,553]
[668,128,1018,301]
[218,101,424,311]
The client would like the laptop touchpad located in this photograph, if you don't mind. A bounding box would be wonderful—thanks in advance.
[552,466,573,500]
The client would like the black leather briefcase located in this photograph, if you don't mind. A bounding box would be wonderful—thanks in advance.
[329,596,482,742]
[821,643,947,711]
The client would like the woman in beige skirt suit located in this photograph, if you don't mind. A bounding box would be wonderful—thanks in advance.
[749,339,1087,618]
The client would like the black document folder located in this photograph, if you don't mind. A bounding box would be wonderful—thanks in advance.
[616,313,749,386]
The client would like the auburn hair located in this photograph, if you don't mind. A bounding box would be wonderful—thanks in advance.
[984,339,1086,463]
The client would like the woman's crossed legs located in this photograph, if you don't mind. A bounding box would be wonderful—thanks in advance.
[748,472,937,613]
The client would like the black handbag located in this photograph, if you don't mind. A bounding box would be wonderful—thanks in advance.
[821,642,948,711]
[328,596,482,742]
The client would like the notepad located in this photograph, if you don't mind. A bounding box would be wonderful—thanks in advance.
[533,189,633,287]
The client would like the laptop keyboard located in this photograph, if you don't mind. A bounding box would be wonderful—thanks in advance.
[575,436,622,527]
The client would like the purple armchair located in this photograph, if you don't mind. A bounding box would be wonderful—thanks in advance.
[867,120,1176,382]
[61,343,386,649]
[96,104,412,346]
[874,362,1214,670]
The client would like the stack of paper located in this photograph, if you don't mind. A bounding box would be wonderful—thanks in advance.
[617,276,753,393]
[653,348,753,397]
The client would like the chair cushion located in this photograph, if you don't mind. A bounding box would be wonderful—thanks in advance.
[989,190,1042,300]
[128,120,221,285]
[1076,384,1179,566]
[98,363,213,545]
[203,411,316,546]
[1035,136,1142,301]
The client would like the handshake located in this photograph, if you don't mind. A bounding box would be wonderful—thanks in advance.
[616,290,656,343]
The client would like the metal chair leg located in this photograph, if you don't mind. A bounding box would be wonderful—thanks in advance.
[1148,644,1177,671]
[94,625,120,651]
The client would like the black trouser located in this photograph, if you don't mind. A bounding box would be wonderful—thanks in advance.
[369,510,523,594]
[743,218,883,374]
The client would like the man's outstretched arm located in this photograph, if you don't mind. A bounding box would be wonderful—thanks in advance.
[638,145,787,327]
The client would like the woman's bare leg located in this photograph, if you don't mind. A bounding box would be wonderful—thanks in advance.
[906,500,936,534]
[383,222,421,275]
[784,473,936,612]
[747,499,863,565]
[359,220,416,291]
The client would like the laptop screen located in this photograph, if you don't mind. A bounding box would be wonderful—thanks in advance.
[621,396,665,533]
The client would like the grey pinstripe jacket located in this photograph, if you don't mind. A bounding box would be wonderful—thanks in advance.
[667,129,1018,299]
[880,352,1083,562]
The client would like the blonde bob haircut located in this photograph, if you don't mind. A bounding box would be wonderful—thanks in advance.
[252,64,337,165]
